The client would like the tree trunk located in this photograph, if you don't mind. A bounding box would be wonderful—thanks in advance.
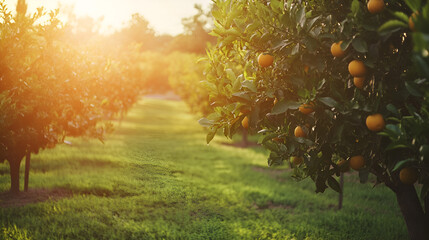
[425,193,429,223]
[338,172,344,210]
[242,129,248,147]
[8,156,22,194]
[394,183,429,240]
[24,151,30,192]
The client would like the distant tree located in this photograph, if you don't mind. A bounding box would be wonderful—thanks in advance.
[114,13,157,51]
[167,4,215,54]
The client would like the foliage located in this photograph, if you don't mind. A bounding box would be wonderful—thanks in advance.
[168,52,211,114]
[202,0,429,198]
[0,1,147,192]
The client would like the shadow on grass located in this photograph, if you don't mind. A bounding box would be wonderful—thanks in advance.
[0,188,73,208]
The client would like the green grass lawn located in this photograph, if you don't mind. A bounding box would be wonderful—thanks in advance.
[0,99,407,240]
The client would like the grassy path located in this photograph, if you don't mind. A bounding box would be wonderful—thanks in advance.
[0,99,407,239]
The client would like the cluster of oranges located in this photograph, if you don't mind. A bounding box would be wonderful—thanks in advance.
[330,1,418,184]
[324,1,389,173]
[243,3,419,184]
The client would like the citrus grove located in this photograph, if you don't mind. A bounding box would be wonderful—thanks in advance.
[0,1,150,194]
[0,0,213,196]
[200,0,429,238]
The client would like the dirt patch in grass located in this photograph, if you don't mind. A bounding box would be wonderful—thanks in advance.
[0,188,73,208]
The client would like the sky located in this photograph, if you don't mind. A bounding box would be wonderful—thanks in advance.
[4,0,213,35]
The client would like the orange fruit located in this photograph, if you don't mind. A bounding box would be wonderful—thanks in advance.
[294,126,306,138]
[337,159,350,172]
[409,12,418,31]
[353,77,365,89]
[367,0,385,14]
[350,155,365,170]
[348,60,367,77]
[291,156,304,166]
[331,41,346,58]
[258,53,274,67]
[299,103,314,114]
[242,116,249,129]
[399,167,418,185]
[366,113,385,132]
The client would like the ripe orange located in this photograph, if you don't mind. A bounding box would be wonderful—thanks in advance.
[294,126,306,138]
[330,41,346,58]
[409,12,418,31]
[353,77,365,89]
[366,113,385,132]
[367,0,385,14]
[337,159,350,172]
[299,103,314,114]
[350,155,365,170]
[258,53,274,67]
[291,156,304,166]
[242,116,249,129]
[348,60,367,77]
[399,167,418,185]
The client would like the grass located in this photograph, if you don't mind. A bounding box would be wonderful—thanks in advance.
[0,98,408,240]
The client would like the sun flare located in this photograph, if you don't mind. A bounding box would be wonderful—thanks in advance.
[4,0,211,35]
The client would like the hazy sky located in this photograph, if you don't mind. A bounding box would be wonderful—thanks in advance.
[4,0,213,35]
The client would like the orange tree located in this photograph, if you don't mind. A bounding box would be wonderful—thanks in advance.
[0,1,146,194]
[201,0,429,238]
[168,52,212,114]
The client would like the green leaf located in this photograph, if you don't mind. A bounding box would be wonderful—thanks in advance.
[270,0,282,13]
[241,80,257,92]
[271,100,300,115]
[405,81,423,97]
[260,133,280,144]
[295,137,314,146]
[386,124,401,134]
[350,0,360,17]
[296,7,306,28]
[206,128,217,144]
[404,0,421,12]
[318,97,337,108]
[378,20,408,35]
[385,143,411,151]
[386,104,399,116]
[352,38,368,53]
[225,69,236,82]
[391,11,410,23]
[198,118,214,127]
[420,182,429,200]
[340,38,353,51]
[327,176,342,193]
[392,158,416,172]
[258,129,272,134]
[232,92,252,102]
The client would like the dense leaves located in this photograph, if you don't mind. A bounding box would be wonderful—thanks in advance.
[202,0,429,198]
[0,1,148,192]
